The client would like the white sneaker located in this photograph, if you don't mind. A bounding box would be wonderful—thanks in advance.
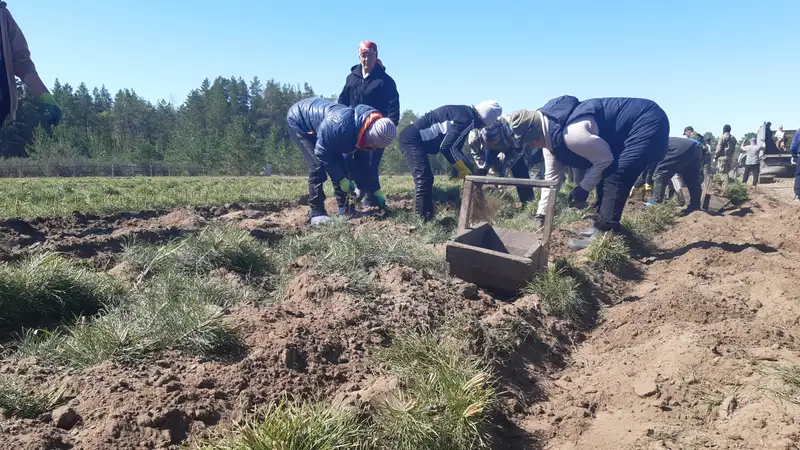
[310,215,330,226]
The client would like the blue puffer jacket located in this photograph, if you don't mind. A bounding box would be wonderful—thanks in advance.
[539,95,668,168]
[287,97,379,185]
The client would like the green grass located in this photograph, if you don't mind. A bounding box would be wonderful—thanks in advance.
[16,274,247,367]
[201,329,498,450]
[372,330,497,450]
[198,399,368,450]
[621,201,677,247]
[724,179,750,206]
[584,233,630,272]
[0,175,451,219]
[122,225,277,280]
[522,263,586,320]
[0,376,64,419]
[0,252,126,333]
[389,209,458,245]
[277,218,446,292]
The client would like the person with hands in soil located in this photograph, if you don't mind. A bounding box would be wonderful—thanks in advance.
[286,97,397,225]
[0,2,62,128]
[645,137,703,213]
[466,114,539,206]
[509,96,670,250]
[399,101,502,220]
[338,40,399,210]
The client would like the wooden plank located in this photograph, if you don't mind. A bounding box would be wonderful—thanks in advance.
[445,242,539,292]
[465,175,559,188]
[457,179,474,234]
[539,187,558,269]
[452,223,490,247]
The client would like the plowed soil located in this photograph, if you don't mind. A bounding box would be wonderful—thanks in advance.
[1,187,799,450]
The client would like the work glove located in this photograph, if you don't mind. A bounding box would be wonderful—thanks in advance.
[453,160,472,179]
[373,190,386,209]
[339,178,355,194]
[568,185,590,208]
[40,93,62,127]
[793,157,797,165]
[644,183,653,192]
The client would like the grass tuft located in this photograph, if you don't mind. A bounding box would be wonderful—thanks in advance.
[584,233,630,272]
[390,209,458,245]
[724,179,749,206]
[16,274,247,367]
[621,202,677,247]
[279,218,446,275]
[765,363,800,405]
[0,252,125,333]
[523,263,586,320]
[0,376,64,419]
[122,225,276,279]
[373,330,498,450]
[198,399,367,450]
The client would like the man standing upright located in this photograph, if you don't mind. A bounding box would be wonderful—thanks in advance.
[715,125,737,175]
[338,40,400,209]
[790,128,800,201]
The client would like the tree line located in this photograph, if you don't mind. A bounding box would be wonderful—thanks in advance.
[0,76,760,178]
[0,76,459,177]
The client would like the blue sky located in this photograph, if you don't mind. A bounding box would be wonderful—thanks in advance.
[10,0,800,136]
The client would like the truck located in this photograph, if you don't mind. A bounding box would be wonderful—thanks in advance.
[758,122,797,177]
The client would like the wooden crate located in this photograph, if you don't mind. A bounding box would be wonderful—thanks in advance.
[445,176,558,293]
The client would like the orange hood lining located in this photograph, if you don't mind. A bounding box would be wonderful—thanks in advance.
[356,112,384,151]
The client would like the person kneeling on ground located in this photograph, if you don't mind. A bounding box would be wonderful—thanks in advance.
[466,114,539,206]
[286,97,396,225]
[509,96,670,250]
[738,137,764,186]
[645,136,703,213]
[400,101,502,220]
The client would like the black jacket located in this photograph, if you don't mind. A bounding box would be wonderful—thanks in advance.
[338,64,400,124]
[410,105,484,164]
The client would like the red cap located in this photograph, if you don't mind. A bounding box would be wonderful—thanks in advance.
[358,40,378,55]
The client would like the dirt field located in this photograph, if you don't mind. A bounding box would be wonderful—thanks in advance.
[1,182,799,449]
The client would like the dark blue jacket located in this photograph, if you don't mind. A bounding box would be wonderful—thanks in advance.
[338,64,400,124]
[791,131,800,157]
[539,96,665,169]
[287,97,378,185]
[410,105,484,164]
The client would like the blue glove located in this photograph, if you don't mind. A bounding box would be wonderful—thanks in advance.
[568,185,589,206]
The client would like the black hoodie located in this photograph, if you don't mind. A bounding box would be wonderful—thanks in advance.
[337,63,400,124]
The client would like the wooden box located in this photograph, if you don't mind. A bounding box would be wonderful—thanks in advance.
[446,223,543,293]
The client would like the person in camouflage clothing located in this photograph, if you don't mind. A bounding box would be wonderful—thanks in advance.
[715,124,737,175]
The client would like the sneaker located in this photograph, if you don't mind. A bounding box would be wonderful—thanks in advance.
[309,215,330,226]
[568,227,600,238]
[567,234,597,251]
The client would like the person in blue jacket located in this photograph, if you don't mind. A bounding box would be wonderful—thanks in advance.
[509,96,670,249]
[790,128,800,201]
[286,97,397,224]
[338,40,400,209]
[399,101,502,220]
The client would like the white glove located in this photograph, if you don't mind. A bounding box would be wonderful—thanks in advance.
[497,152,506,162]
[793,157,797,165]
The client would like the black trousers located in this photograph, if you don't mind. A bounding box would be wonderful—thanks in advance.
[651,146,702,209]
[289,130,347,216]
[634,163,656,188]
[592,106,670,231]
[742,164,760,186]
[400,125,436,220]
